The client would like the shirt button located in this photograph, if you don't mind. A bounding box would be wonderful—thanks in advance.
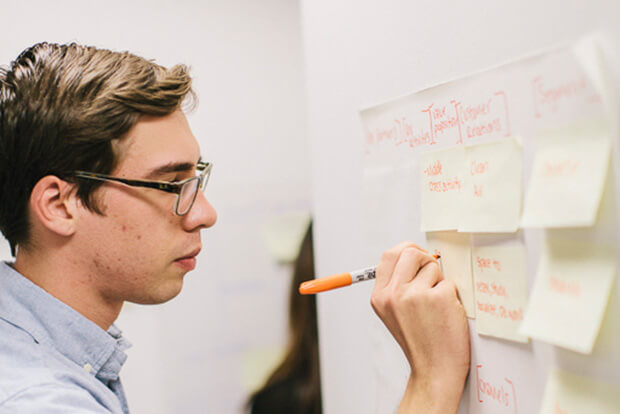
[83,363,93,373]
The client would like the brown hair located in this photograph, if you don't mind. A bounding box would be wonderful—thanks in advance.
[0,42,195,255]
[247,222,322,413]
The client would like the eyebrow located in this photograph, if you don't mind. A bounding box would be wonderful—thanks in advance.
[144,161,196,180]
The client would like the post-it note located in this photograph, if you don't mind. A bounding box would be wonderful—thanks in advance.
[426,231,474,318]
[420,146,464,231]
[472,243,529,343]
[459,138,522,233]
[519,236,616,354]
[540,369,620,414]
[521,119,610,228]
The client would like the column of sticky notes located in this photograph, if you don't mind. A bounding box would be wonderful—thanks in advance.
[421,118,620,411]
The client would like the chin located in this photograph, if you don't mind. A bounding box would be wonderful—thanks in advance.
[132,280,185,305]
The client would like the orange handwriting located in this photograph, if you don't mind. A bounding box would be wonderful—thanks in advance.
[428,177,461,192]
[471,160,490,175]
[532,75,587,117]
[542,160,579,177]
[477,301,523,321]
[476,281,509,299]
[476,256,502,272]
[476,365,518,413]
[549,275,581,298]
[424,160,443,177]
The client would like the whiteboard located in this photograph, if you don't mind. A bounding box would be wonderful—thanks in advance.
[300,1,620,413]
[359,37,619,413]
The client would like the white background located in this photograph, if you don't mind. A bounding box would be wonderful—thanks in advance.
[0,1,310,413]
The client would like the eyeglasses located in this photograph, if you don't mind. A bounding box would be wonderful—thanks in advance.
[73,159,212,216]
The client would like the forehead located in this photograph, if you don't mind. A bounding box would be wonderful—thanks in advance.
[114,110,201,175]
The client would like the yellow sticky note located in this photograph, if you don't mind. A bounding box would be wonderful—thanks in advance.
[521,119,610,228]
[472,244,529,343]
[519,237,616,354]
[540,369,620,413]
[459,138,522,233]
[420,146,464,231]
[426,231,474,318]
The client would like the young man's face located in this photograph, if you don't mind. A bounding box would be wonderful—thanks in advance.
[74,110,217,305]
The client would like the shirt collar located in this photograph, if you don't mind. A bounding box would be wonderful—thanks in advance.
[0,262,132,381]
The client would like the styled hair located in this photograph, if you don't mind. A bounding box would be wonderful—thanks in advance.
[247,222,322,414]
[0,42,196,255]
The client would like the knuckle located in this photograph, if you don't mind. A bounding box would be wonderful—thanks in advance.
[429,262,444,278]
[381,249,398,263]
[370,291,389,312]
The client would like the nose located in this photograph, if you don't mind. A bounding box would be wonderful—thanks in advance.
[183,190,217,231]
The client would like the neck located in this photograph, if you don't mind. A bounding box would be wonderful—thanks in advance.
[14,247,122,331]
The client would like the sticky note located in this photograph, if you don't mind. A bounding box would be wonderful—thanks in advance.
[521,120,610,228]
[459,138,522,233]
[519,236,616,354]
[472,243,529,343]
[419,146,464,231]
[426,231,474,318]
[540,369,620,414]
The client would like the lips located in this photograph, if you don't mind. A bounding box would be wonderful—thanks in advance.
[174,247,201,271]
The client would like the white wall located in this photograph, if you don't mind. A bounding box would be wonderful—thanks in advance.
[0,1,310,413]
[299,1,620,413]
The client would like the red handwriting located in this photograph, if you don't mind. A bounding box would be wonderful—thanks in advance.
[532,75,587,118]
[366,117,436,150]
[549,275,581,298]
[542,160,579,177]
[476,256,502,272]
[365,92,511,153]
[473,184,484,198]
[428,177,462,192]
[471,160,490,176]
[423,160,443,177]
[476,281,509,299]
[422,103,459,141]
[476,365,518,413]
[454,92,511,143]
[477,301,523,321]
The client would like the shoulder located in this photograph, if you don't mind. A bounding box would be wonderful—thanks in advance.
[0,317,53,398]
[0,322,107,413]
[0,383,110,413]
[0,319,120,413]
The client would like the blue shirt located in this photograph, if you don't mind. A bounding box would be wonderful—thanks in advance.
[0,262,132,413]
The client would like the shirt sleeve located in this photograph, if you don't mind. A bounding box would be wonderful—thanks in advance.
[0,383,113,413]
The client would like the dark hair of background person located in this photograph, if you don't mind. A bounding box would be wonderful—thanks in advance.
[247,221,322,414]
[0,42,195,256]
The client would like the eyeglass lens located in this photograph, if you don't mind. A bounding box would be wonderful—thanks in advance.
[178,178,200,215]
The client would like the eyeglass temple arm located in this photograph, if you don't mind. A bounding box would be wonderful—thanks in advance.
[73,172,180,194]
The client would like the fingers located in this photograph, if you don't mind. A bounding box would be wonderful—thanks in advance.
[411,260,443,288]
[390,248,437,286]
[375,241,428,290]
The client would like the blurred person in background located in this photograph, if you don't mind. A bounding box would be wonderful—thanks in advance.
[247,221,322,414]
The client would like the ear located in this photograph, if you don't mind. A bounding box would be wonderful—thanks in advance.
[30,176,78,237]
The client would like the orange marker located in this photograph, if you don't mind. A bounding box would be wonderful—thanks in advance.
[299,254,441,295]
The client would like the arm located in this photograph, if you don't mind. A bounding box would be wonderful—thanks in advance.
[370,242,470,414]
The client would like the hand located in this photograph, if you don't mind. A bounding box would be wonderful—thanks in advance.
[370,241,470,413]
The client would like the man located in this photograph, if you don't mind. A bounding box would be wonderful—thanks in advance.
[0,43,469,413]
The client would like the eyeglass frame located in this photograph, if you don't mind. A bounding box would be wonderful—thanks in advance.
[72,159,212,216]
